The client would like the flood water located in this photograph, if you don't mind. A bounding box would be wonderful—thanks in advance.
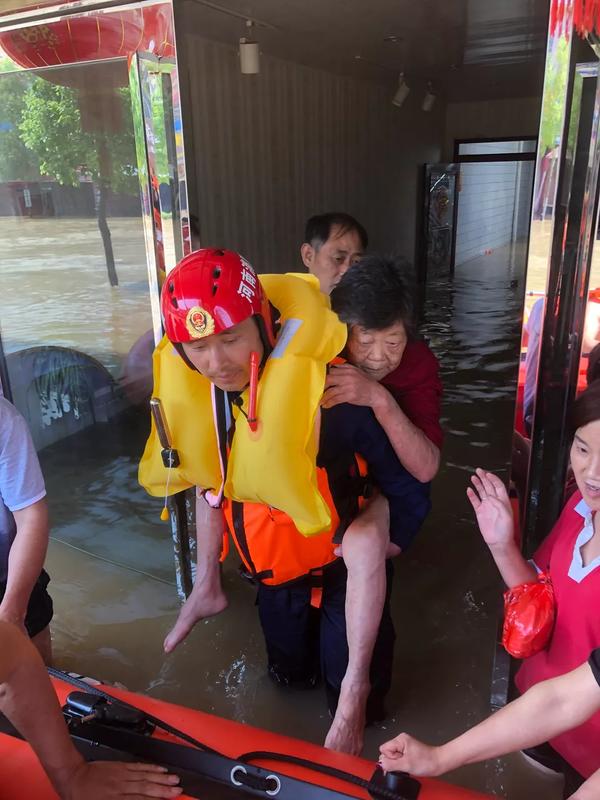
[2,219,565,798]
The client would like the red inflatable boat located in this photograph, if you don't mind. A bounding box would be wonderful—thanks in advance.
[0,671,491,800]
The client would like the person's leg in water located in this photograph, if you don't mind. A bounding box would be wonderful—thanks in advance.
[257,579,321,690]
[324,494,399,754]
[164,494,227,653]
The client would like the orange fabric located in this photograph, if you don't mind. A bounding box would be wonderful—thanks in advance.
[224,467,340,586]
[220,530,230,562]
[310,585,323,608]
[223,455,370,587]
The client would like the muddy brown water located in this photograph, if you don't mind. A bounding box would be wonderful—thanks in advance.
[0,218,565,798]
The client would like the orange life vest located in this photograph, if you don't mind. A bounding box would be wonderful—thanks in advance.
[222,456,368,587]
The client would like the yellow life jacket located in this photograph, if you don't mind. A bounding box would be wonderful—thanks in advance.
[138,273,347,536]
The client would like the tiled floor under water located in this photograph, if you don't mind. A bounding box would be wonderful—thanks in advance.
[43,244,564,799]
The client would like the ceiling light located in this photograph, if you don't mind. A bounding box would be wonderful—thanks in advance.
[422,82,436,112]
[392,73,410,108]
[239,20,260,74]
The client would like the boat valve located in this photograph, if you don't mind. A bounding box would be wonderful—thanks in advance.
[64,691,154,735]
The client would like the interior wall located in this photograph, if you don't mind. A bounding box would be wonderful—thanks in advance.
[455,161,522,265]
[177,32,444,272]
[443,97,542,160]
[454,158,535,267]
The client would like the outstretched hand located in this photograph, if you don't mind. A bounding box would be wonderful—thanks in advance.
[466,469,514,548]
[379,733,443,777]
[62,761,182,800]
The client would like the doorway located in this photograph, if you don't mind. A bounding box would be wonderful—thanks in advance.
[454,138,536,281]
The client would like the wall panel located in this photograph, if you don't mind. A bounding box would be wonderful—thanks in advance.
[181,35,443,271]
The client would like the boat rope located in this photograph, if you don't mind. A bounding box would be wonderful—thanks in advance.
[239,751,419,800]
[46,667,420,799]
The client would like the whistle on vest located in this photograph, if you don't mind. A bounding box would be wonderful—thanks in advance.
[150,398,180,469]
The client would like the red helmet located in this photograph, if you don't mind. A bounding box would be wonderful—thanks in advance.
[161,249,272,343]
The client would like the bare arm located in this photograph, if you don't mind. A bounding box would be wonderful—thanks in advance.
[571,769,600,800]
[487,541,537,588]
[163,494,227,653]
[0,621,181,800]
[436,662,599,772]
[371,388,440,482]
[0,619,82,791]
[0,498,49,628]
[322,364,440,482]
[194,493,226,580]
[379,660,600,779]
[467,469,536,587]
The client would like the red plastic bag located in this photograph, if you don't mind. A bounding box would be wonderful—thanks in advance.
[502,572,555,659]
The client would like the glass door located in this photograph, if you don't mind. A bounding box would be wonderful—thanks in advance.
[0,2,189,676]
[421,163,459,280]
[130,49,195,597]
[520,54,600,552]
[0,53,167,556]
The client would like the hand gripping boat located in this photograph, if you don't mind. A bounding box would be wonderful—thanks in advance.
[0,670,491,800]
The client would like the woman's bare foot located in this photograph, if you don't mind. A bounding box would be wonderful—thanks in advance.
[324,680,369,755]
[163,586,228,653]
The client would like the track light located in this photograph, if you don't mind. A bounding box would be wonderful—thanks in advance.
[422,82,436,112]
[239,19,260,74]
[392,73,410,108]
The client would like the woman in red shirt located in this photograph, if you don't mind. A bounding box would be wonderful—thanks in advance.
[468,380,600,787]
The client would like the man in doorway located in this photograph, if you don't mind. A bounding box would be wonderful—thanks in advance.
[0,396,53,664]
[300,212,367,295]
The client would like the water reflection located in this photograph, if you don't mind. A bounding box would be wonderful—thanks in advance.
[0,217,150,375]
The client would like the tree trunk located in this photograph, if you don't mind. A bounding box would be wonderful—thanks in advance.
[96,137,118,287]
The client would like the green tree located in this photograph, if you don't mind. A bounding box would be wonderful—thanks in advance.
[539,38,570,153]
[0,72,40,182]
[18,79,138,286]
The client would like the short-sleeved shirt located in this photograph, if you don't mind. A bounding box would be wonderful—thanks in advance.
[515,491,600,777]
[380,339,443,450]
[0,398,46,583]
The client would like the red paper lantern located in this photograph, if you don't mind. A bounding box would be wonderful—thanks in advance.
[0,5,174,71]
[550,0,600,39]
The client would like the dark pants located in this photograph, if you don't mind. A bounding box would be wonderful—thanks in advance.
[563,766,585,800]
[257,559,395,721]
[0,569,53,637]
